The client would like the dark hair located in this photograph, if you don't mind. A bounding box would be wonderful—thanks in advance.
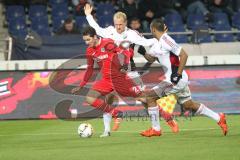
[130,17,140,23]
[82,26,97,37]
[150,18,165,32]
[64,17,74,24]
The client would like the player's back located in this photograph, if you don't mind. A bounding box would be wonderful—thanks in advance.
[148,33,188,83]
[86,38,124,79]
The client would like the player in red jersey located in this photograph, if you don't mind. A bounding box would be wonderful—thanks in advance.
[72,26,142,137]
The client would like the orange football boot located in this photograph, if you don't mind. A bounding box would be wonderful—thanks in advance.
[112,111,123,131]
[217,113,228,136]
[112,117,122,131]
[167,120,179,133]
[140,128,162,137]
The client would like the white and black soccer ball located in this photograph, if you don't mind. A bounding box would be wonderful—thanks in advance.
[77,123,93,138]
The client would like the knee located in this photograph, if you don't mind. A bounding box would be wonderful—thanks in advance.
[85,96,95,105]
[183,100,199,111]
[105,94,115,105]
[146,96,154,102]
[146,96,157,106]
[182,100,194,110]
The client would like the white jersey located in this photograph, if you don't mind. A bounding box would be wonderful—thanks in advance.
[148,33,188,84]
[86,15,155,46]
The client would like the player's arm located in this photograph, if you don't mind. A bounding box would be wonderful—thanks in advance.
[129,25,168,48]
[144,53,157,63]
[170,48,188,85]
[177,49,188,76]
[84,4,109,38]
[162,34,187,84]
[116,47,131,73]
[122,49,132,65]
[129,31,156,47]
[79,54,94,87]
[72,53,94,94]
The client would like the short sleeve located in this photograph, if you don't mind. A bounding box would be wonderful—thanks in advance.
[161,34,182,56]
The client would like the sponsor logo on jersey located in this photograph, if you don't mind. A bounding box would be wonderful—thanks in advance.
[94,54,109,62]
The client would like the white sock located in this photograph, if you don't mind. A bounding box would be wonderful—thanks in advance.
[195,103,220,122]
[148,106,161,131]
[103,112,112,133]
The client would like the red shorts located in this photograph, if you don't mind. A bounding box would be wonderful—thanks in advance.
[92,79,113,96]
[92,75,141,97]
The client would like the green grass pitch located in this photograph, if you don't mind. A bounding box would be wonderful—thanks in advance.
[0,115,240,160]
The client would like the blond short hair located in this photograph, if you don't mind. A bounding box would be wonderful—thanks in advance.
[113,12,127,22]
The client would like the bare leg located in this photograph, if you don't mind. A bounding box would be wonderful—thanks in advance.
[182,100,228,136]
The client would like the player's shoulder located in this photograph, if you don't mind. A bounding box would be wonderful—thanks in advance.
[86,47,95,56]
[105,25,115,31]
[161,33,175,43]
[127,28,142,36]
[100,38,115,48]
[101,38,117,51]
[160,33,177,47]
[101,38,114,44]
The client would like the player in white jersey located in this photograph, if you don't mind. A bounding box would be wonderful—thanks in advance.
[140,18,228,137]
[85,4,155,47]
[84,4,179,137]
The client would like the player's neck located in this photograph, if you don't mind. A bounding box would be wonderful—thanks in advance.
[94,38,101,47]
[156,32,165,40]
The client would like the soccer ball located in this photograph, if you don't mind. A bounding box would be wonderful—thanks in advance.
[77,123,93,138]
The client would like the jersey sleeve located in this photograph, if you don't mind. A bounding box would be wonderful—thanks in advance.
[127,30,156,47]
[86,15,112,38]
[112,46,131,69]
[161,34,182,56]
[122,49,132,65]
[79,49,94,87]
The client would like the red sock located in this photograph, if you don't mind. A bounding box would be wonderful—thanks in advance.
[159,108,173,122]
[91,98,116,115]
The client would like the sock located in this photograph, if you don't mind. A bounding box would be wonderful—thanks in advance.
[159,108,173,122]
[148,106,161,131]
[195,103,220,122]
[103,112,112,133]
[91,98,115,114]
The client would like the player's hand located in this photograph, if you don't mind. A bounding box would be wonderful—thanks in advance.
[120,64,128,73]
[164,24,168,33]
[84,3,93,16]
[138,45,146,56]
[144,54,156,63]
[170,73,182,84]
[71,87,82,94]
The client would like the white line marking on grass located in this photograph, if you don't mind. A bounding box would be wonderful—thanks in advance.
[0,128,218,137]
[114,127,217,133]
[0,132,74,136]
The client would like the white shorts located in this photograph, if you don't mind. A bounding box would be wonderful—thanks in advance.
[152,80,192,104]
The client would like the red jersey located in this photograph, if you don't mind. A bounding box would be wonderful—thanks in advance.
[80,38,132,87]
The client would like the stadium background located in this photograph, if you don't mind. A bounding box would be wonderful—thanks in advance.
[0,1,240,160]
[0,0,239,120]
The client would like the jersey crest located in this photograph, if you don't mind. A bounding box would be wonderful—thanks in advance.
[100,47,105,52]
